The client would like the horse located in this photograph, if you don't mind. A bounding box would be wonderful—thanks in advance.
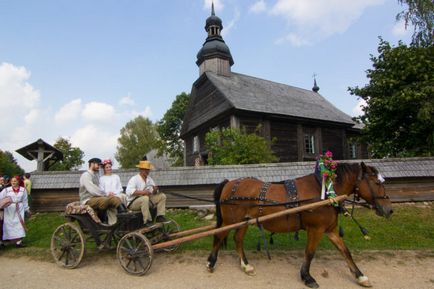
[206,162,393,288]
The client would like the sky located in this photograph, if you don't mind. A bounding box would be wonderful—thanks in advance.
[0,0,412,172]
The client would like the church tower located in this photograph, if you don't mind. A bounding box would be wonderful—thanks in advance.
[196,3,234,77]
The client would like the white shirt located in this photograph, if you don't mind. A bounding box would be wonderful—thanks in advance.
[125,174,156,205]
[99,174,123,196]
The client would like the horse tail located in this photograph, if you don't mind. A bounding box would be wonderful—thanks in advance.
[214,179,229,228]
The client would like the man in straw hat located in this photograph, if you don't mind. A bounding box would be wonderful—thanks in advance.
[126,160,167,227]
[79,158,123,225]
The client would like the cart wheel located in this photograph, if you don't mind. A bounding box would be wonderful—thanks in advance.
[117,232,153,275]
[160,218,181,252]
[50,222,85,269]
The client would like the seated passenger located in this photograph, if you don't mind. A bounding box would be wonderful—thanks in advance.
[126,160,167,227]
[79,158,122,225]
[99,159,127,207]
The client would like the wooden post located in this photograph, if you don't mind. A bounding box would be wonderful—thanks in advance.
[152,195,346,250]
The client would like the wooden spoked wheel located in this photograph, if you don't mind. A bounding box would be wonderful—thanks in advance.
[160,218,181,252]
[117,232,153,275]
[50,222,85,269]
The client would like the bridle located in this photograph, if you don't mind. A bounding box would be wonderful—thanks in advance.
[353,164,390,211]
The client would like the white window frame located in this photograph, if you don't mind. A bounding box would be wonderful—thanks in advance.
[193,136,200,153]
[304,134,315,154]
[349,143,357,159]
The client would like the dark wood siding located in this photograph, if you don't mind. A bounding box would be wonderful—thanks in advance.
[270,121,298,162]
[322,127,344,159]
[185,117,232,166]
[239,117,262,134]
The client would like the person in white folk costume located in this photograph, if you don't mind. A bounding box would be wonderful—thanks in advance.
[0,176,31,248]
[99,159,127,208]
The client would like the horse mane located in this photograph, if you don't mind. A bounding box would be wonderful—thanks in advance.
[335,162,360,186]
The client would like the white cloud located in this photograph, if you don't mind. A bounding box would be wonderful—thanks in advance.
[0,62,40,109]
[71,125,119,160]
[249,0,267,14]
[131,106,153,119]
[119,95,135,106]
[54,99,82,124]
[24,109,41,125]
[391,20,411,37]
[0,62,156,171]
[82,101,116,123]
[275,32,312,46]
[269,0,385,46]
[203,0,224,12]
[221,8,240,37]
[352,98,366,116]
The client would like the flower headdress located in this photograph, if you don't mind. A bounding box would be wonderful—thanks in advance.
[317,150,338,180]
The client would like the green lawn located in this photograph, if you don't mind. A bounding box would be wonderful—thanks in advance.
[2,203,433,259]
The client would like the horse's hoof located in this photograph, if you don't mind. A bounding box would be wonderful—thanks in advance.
[206,262,215,273]
[241,263,256,276]
[305,281,319,288]
[357,276,372,287]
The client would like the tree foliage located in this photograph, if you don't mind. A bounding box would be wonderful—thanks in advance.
[205,127,278,165]
[49,137,84,171]
[156,92,190,166]
[0,150,24,176]
[116,116,158,168]
[349,39,434,157]
[397,0,434,46]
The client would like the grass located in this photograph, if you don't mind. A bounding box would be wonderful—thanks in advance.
[1,203,433,260]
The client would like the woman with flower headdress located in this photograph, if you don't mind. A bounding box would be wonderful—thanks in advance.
[99,159,127,207]
[0,176,31,248]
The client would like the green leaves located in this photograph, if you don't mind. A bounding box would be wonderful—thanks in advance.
[349,40,434,157]
[115,116,158,168]
[397,0,434,47]
[156,92,190,166]
[205,127,278,165]
[0,150,24,176]
[49,137,84,171]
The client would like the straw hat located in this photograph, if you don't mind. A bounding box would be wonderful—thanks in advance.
[135,160,154,170]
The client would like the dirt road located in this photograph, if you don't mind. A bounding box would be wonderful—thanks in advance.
[1,250,433,289]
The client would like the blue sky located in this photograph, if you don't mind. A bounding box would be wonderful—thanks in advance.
[0,0,412,171]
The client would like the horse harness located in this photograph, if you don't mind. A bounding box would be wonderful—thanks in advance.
[221,177,302,215]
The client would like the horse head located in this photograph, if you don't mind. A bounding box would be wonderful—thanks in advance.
[354,162,393,218]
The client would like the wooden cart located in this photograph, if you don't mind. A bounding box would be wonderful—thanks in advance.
[50,202,180,275]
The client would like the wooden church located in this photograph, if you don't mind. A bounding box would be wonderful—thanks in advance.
[180,6,367,166]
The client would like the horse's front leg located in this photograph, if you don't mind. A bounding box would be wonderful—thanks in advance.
[234,226,256,276]
[207,230,230,272]
[301,227,324,288]
[327,229,372,287]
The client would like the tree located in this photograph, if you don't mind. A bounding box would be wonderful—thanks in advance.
[0,150,24,176]
[156,92,190,166]
[349,39,434,157]
[116,116,158,168]
[396,0,434,46]
[205,127,278,165]
[48,137,84,171]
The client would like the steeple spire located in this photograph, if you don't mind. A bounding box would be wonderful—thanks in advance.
[312,75,320,92]
[196,3,234,76]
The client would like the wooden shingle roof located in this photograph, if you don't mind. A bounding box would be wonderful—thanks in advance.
[182,71,357,135]
[31,157,434,190]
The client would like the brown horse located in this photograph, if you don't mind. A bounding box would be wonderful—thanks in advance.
[206,162,393,288]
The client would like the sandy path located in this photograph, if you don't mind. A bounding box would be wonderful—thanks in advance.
[1,250,433,289]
